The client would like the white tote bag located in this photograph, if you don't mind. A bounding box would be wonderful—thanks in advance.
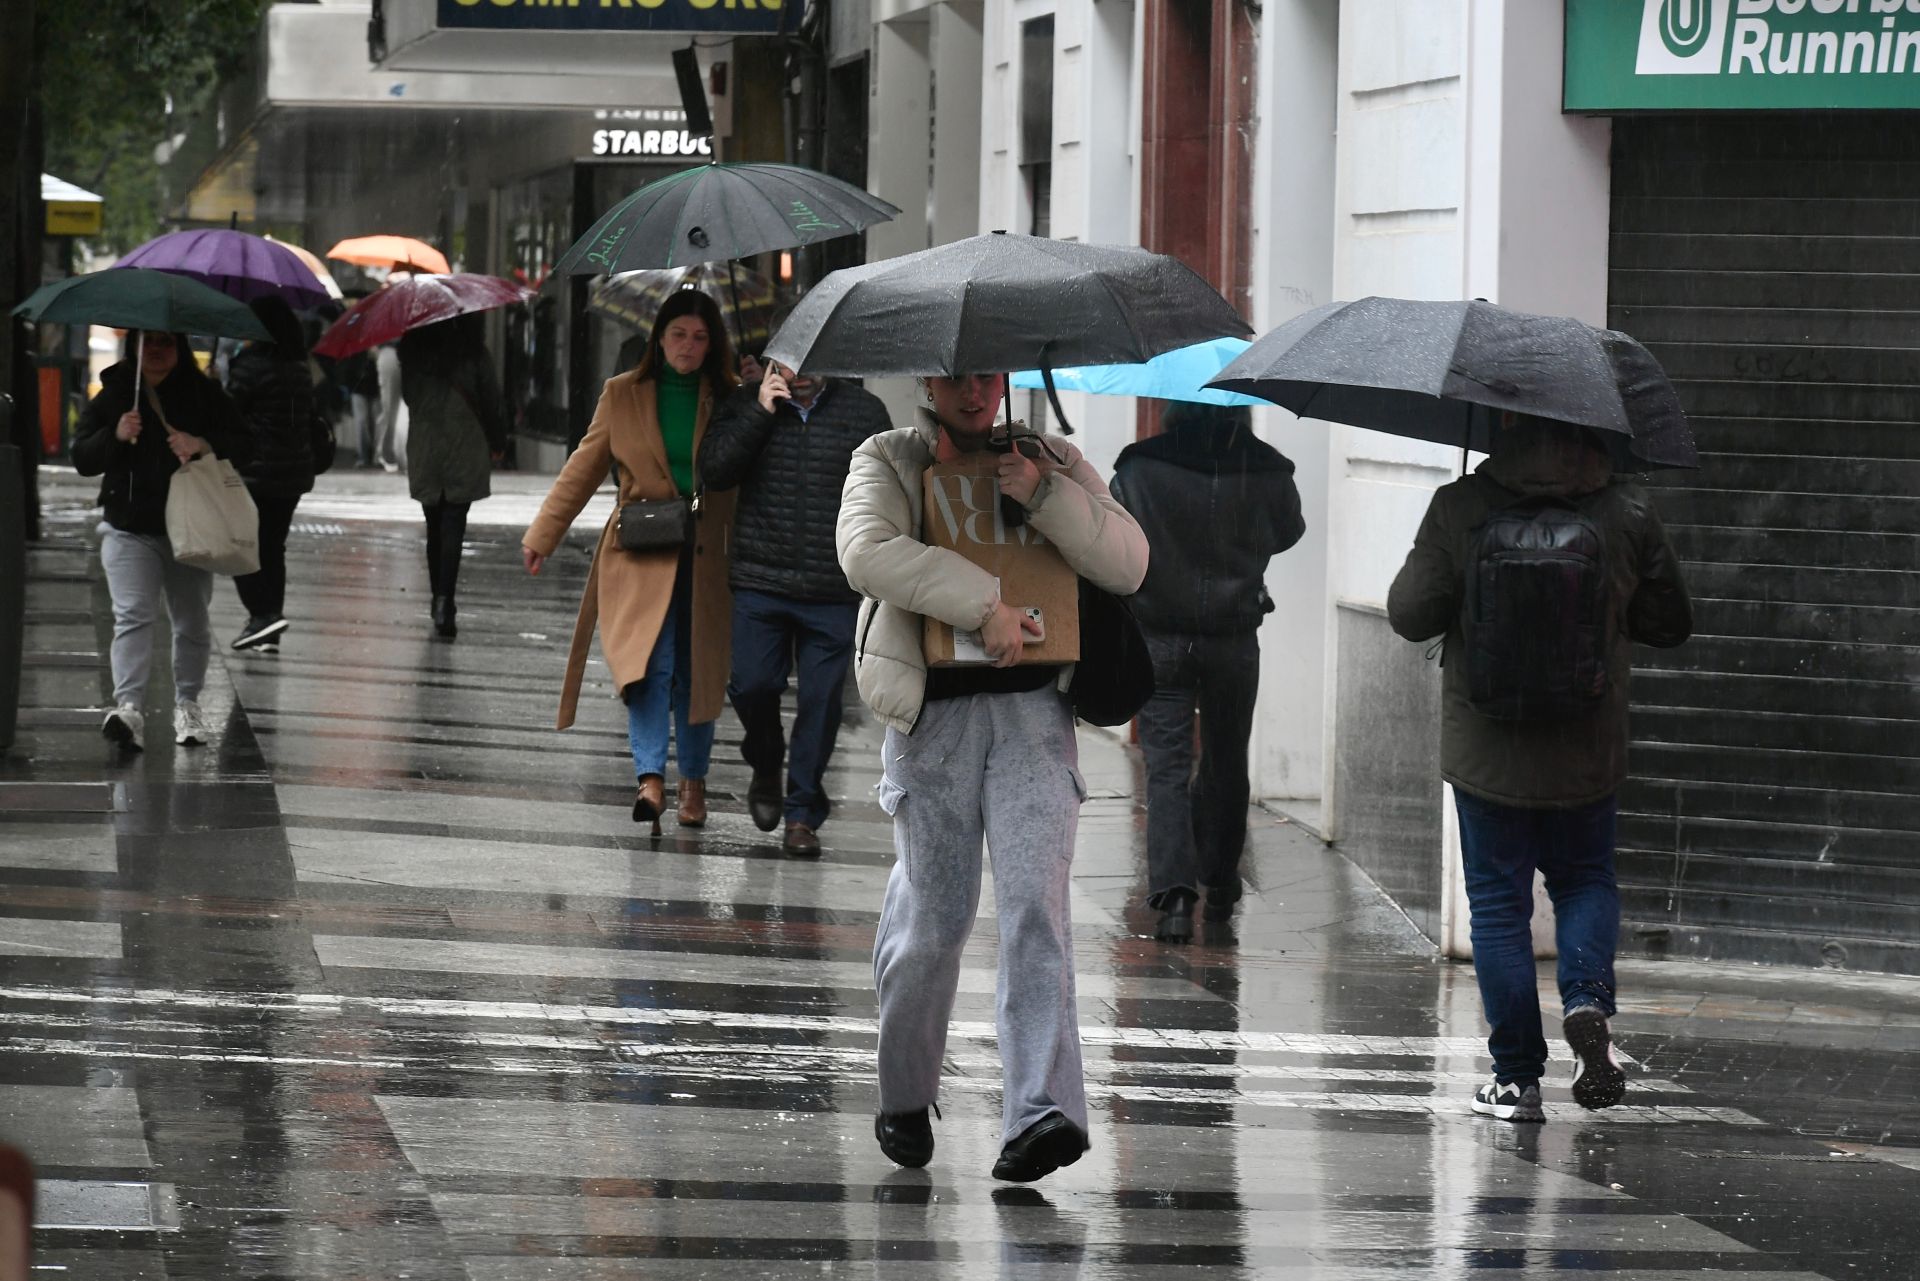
[166,453,260,577]
[145,381,260,577]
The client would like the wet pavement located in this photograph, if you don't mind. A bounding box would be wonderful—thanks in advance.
[5,466,1920,1279]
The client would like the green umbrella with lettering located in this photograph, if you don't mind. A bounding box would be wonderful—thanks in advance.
[551,162,900,277]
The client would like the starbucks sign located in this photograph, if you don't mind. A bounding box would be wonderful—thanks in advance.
[1566,0,1920,110]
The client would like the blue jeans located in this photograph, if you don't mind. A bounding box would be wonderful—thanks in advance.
[622,566,714,781]
[1455,789,1620,1085]
[727,589,857,828]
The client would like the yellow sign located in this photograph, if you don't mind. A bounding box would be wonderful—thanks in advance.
[46,201,102,237]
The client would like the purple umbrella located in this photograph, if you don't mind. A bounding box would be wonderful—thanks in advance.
[115,229,334,308]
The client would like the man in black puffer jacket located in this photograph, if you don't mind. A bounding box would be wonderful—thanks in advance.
[701,352,892,855]
[1110,402,1306,941]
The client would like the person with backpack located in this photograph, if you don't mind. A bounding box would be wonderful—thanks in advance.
[1387,413,1692,1124]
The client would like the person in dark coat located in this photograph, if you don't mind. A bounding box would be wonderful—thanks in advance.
[399,314,508,638]
[225,295,317,652]
[1387,413,1692,1125]
[701,351,892,855]
[71,332,250,753]
[1109,402,1306,942]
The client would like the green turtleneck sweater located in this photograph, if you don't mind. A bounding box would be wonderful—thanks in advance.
[656,364,701,495]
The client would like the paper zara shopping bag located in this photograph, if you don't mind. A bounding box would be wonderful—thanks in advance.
[921,455,1080,667]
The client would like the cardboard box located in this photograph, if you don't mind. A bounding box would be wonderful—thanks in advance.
[922,455,1080,666]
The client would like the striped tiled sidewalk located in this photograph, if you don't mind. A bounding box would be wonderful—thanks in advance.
[0,470,1905,1278]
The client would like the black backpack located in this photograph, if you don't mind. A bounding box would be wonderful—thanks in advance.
[1463,497,1611,721]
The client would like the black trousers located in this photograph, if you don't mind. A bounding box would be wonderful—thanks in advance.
[422,501,470,599]
[1136,629,1260,907]
[234,487,301,619]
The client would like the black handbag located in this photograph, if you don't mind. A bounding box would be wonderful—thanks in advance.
[1068,579,1155,726]
[310,411,337,476]
[616,497,693,552]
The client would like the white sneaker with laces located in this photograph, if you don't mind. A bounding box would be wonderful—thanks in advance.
[1471,1078,1544,1123]
[174,700,211,747]
[102,704,144,752]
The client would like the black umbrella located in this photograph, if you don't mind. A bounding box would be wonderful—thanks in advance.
[762,232,1251,430]
[1206,297,1695,471]
[552,163,900,277]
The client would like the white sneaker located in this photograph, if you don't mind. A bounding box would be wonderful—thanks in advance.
[102,704,144,753]
[174,700,211,747]
[1471,1078,1545,1123]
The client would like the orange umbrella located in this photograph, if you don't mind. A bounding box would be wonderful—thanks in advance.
[264,235,343,299]
[326,235,450,276]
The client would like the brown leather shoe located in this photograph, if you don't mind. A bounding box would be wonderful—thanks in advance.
[677,778,707,827]
[783,821,820,858]
[632,774,665,829]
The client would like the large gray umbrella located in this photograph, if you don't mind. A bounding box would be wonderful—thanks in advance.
[764,232,1251,391]
[1207,297,1696,471]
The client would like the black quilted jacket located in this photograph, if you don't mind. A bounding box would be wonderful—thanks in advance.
[700,380,892,603]
[226,345,317,497]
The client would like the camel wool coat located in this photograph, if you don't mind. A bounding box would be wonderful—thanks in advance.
[523,370,735,731]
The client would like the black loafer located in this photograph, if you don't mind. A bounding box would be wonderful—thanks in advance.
[748,768,783,833]
[991,1112,1088,1183]
[875,1107,935,1168]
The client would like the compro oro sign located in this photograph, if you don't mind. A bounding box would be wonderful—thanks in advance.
[1566,0,1920,110]
[437,0,783,34]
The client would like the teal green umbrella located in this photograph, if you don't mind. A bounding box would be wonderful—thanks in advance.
[12,267,272,340]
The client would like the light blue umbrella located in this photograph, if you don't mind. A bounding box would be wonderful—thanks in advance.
[1010,337,1263,407]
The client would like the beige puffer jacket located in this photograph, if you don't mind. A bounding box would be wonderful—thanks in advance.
[836,418,1150,733]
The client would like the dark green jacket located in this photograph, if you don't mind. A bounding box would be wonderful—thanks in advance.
[1387,457,1692,809]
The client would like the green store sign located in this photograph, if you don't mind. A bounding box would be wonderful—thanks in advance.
[1566,0,1920,110]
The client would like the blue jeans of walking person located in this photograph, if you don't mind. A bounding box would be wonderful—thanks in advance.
[727,589,858,829]
[1455,789,1620,1086]
[622,562,714,782]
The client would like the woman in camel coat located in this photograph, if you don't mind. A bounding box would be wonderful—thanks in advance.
[522,290,737,831]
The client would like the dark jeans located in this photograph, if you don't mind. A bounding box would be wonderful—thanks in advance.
[422,501,470,600]
[1136,629,1260,907]
[727,589,857,828]
[1455,789,1620,1086]
[234,487,300,619]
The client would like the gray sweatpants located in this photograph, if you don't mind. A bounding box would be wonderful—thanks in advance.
[873,686,1090,1141]
[98,525,214,708]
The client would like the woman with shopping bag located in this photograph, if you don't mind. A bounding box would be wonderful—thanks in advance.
[71,331,251,753]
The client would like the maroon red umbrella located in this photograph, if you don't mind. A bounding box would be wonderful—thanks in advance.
[312,274,533,358]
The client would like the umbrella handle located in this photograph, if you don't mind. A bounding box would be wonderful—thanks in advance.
[1039,345,1074,436]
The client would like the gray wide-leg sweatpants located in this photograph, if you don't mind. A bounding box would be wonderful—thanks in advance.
[873,686,1090,1142]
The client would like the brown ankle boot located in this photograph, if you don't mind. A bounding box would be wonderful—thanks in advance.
[632,775,666,833]
[677,777,707,827]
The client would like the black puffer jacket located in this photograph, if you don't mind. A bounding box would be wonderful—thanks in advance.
[1110,422,1306,634]
[701,379,892,602]
[226,343,317,497]
[72,360,252,537]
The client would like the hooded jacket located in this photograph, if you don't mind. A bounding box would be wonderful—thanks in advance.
[1386,427,1693,808]
[226,343,317,497]
[700,378,893,602]
[836,417,1150,734]
[72,358,252,537]
[1110,422,1306,635]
